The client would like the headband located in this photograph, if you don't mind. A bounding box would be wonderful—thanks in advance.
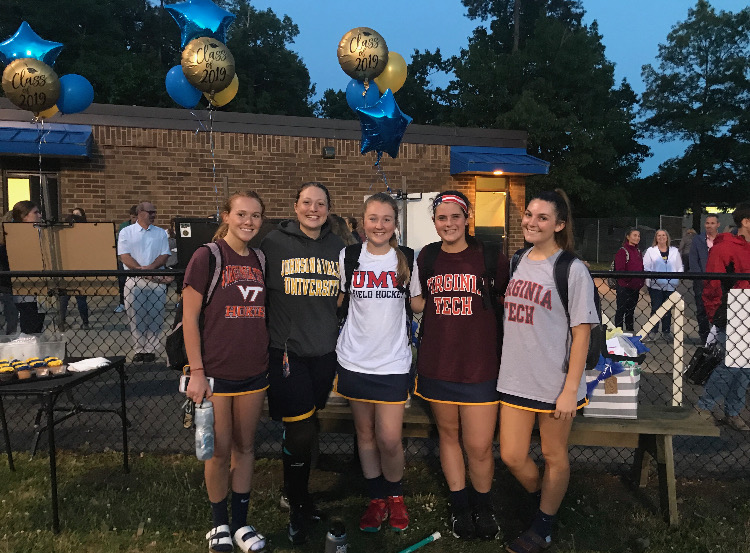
[433,194,468,216]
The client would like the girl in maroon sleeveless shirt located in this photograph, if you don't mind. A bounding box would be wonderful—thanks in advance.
[184,192,268,553]
[412,190,509,541]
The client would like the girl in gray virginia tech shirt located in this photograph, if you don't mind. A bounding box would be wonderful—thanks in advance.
[497,190,598,553]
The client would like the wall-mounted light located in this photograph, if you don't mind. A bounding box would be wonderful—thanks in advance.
[493,170,504,175]
[322,146,336,159]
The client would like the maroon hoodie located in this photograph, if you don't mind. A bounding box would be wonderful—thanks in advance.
[702,232,750,325]
[614,242,645,290]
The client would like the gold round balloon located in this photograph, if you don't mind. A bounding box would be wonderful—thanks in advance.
[1,58,60,114]
[181,37,235,94]
[337,27,388,81]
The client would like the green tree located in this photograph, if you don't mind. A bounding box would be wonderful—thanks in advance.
[447,0,647,216]
[639,0,750,228]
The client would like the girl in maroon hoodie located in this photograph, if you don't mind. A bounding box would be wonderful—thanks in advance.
[614,229,645,332]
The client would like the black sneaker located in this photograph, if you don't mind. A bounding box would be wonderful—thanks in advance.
[287,507,308,545]
[450,509,476,540]
[301,499,326,523]
[473,504,500,540]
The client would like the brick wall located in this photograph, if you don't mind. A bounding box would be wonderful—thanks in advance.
[51,126,525,247]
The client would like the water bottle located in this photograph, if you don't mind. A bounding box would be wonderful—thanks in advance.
[325,519,347,553]
[194,400,214,460]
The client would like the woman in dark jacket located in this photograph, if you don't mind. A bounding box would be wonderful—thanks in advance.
[614,228,645,332]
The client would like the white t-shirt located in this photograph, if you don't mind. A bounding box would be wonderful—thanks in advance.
[336,246,420,375]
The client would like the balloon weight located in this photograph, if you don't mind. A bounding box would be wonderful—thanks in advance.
[337,27,388,81]
[181,36,235,94]
[374,52,407,94]
[1,58,60,113]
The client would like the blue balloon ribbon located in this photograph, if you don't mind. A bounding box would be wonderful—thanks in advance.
[166,0,236,48]
[0,22,63,66]
[586,355,628,397]
[357,89,412,160]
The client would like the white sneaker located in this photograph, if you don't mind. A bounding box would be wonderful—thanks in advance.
[114,304,125,313]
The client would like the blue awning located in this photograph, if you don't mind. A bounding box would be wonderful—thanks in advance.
[450,146,549,175]
[0,121,92,158]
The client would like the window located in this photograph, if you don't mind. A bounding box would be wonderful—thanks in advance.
[474,177,508,252]
[3,172,60,220]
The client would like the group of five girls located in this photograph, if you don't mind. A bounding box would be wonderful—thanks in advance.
[184,183,595,553]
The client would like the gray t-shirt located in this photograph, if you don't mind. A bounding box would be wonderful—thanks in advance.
[497,250,599,404]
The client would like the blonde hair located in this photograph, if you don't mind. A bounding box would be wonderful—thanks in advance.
[212,191,266,241]
[651,229,671,248]
[363,192,410,286]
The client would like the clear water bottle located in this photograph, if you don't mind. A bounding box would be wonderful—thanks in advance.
[194,400,214,460]
[325,519,347,553]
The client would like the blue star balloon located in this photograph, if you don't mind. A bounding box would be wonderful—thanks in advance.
[357,89,412,161]
[166,0,236,48]
[0,22,63,66]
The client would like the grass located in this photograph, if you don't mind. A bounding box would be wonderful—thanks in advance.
[0,451,748,553]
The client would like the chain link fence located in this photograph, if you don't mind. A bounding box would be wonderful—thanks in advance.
[0,270,748,478]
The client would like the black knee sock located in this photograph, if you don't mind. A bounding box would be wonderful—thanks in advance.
[528,489,542,511]
[530,509,556,540]
[282,418,315,508]
[450,488,470,513]
[384,477,403,497]
[470,486,492,509]
[230,491,250,534]
[366,475,386,499]
[210,497,229,528]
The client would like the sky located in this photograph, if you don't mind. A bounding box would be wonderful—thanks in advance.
[249,0,748,176]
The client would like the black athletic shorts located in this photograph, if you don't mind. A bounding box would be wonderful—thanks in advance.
[267,348,337,422]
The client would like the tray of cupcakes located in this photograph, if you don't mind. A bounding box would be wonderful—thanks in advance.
[0,357,69,385]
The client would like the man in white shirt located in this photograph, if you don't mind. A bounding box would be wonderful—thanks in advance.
[117,202,171,362]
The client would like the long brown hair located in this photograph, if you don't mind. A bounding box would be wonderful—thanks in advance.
[529,189,575,252]
[212,191,266,242]
[11,200,39,223]
[363,192,410,286]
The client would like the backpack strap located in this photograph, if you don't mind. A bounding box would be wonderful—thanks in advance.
[203,242,224,308]
[397,245,415,321]
[553,250,576,322]
[419,242,442,298]
[338,243,363,323]
[251,247,265,279]
[510,246,531,277]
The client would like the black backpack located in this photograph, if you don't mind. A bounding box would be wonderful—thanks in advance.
[510,247,608,371]
[339,243,416,332]
[417,240,504,355]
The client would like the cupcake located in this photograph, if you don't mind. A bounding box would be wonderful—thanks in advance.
[16,365,33,380]
[44,357,63,367]
[0,366,14,383]
[36,366,50,377]
[49,364,67,376]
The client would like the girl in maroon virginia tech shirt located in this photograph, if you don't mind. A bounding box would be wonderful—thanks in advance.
[411,190,509,541]
[183,192,269,553]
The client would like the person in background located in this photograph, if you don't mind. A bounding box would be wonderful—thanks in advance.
[260,182,344,545]
[697,202,750,432]
[11,201,45,334]
[328,213,359,246]
[0,211,18,334]
[184,191,269,553]
[613,229,645,332]
[498,189,597,553]
[117,201,172,363]
[114,205,138,313]
[689,214,720,344]
[346,216,363,243]
[59,211,90,330]
[679,228,697,271]
[643,229,684,341]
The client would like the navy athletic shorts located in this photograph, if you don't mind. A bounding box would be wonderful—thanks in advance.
[267,348,337,422]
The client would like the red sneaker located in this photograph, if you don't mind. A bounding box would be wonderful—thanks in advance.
[360,498,388,532]
[387,495,409,532]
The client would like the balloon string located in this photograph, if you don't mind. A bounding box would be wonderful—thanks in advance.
[35,118,49,271]
[208,103,219,219]
[373,152,392,194]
